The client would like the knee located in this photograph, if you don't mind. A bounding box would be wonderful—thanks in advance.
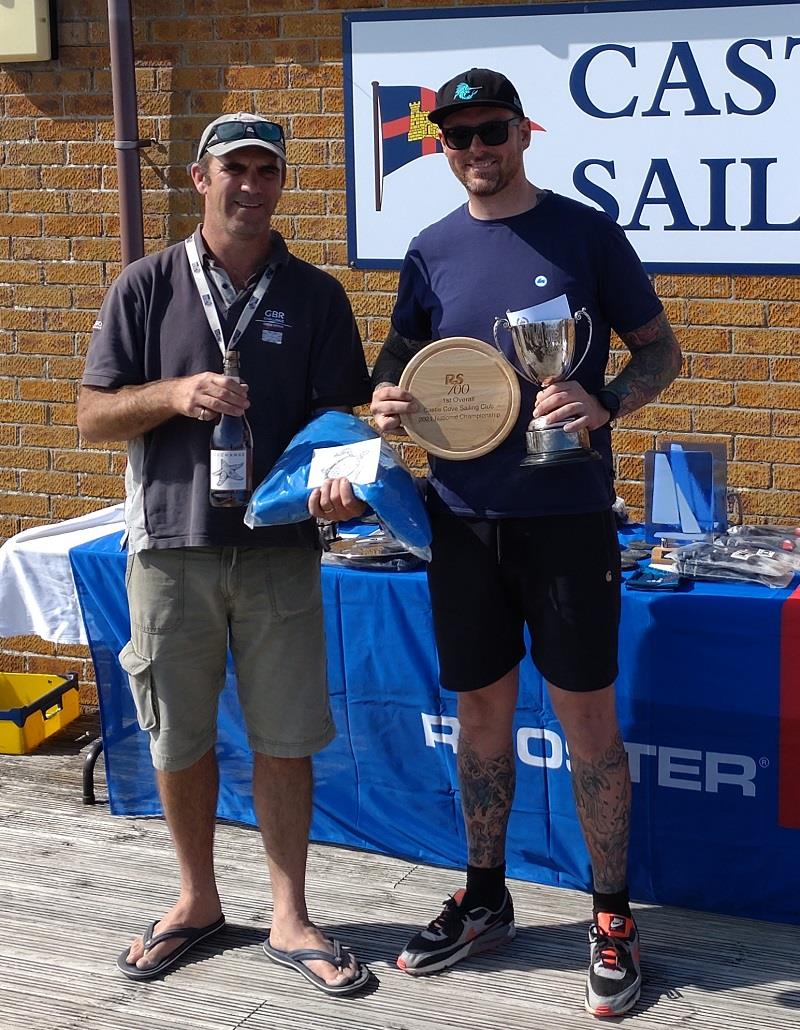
[565,710,623,763]
[551,687,621,758]
[457,693,510,740]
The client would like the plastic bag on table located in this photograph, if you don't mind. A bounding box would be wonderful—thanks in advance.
[244,411,431,561]
[727,524,800,554]
[715,532,800,572]
[321,529,423,572]
[672,540,795,589]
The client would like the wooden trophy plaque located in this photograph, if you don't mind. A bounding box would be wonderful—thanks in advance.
[398,337,521,460]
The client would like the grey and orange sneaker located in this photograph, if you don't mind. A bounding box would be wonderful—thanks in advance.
[397,888,515,975]
[585,912,642,1017]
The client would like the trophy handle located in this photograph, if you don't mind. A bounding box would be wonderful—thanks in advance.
[492,315,510,351]
[492,315,539,385]
[567,307,593,379]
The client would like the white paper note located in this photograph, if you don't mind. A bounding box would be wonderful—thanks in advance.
[307,437,381,486]
[507,293,572,326]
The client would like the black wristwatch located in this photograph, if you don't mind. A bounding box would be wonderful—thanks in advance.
[595,388,621,426]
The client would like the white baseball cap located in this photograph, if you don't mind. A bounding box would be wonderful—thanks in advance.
[196,112,286,163]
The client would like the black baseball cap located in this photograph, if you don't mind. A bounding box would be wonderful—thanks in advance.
[428,68,525,126]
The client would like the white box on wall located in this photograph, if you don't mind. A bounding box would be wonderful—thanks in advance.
[0,0,54,63]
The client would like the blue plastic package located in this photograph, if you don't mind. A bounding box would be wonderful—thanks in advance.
[244,411,432,560]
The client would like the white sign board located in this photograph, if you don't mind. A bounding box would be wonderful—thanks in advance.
[343,1,800,272]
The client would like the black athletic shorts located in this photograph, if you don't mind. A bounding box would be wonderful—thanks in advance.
[426,508,621,693]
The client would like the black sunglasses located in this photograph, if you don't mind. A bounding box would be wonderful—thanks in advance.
[201,120,285,157]
[442,117,521,151]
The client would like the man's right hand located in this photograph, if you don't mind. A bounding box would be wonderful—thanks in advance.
[370,383,417,436]
[78,371,250,443]
[176,371,250,422]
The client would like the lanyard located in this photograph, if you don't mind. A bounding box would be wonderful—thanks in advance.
[184,235,275,359]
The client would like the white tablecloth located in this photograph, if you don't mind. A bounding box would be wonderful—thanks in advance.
[0,505,126,644]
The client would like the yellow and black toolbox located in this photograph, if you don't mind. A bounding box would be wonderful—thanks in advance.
[0,671,80,754]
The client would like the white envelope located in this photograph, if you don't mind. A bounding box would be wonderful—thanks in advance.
[506,292,572,326]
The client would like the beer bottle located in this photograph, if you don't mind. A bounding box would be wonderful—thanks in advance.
[209,349,253,508]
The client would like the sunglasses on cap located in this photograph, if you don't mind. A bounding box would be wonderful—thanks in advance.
[441,117,522,151]
[200,119,285,157]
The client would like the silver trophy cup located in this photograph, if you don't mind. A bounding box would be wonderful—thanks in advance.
[492,307,601,466]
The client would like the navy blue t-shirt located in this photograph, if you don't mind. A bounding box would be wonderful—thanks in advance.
[391,192,663,518]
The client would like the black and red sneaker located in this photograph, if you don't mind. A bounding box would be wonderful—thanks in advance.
[585,912,642,1017]
[397,888,515,976]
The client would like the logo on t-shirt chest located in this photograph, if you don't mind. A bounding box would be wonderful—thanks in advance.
[259,309,292,345]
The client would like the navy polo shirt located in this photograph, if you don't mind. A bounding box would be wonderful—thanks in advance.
[391,192,663,518]
[83,227,371,550]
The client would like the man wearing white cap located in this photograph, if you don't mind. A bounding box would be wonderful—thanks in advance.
[78,113,371,995]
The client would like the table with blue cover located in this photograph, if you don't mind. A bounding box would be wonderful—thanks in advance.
[69,530,800,926]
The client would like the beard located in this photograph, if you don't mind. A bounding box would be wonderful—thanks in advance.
[452,158,517,198]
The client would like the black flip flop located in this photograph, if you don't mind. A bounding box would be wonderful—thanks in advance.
[117,914,226,981]
[262,935,370,996]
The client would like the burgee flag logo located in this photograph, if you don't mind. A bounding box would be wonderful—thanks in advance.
[372,83,442,210]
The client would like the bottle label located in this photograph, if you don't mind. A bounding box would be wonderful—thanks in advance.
[210,449,248,490]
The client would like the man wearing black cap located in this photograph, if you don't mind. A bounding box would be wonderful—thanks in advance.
[78,113,371,995]
[371,69,680,1017]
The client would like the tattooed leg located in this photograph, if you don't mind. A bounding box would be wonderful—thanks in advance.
[548,683,632,893]
[569,730,631,893]
[458,736,516,867]
[456,670,518,867]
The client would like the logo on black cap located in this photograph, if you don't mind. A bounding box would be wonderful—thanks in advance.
[453,83,483,102]
[429,68,525,125]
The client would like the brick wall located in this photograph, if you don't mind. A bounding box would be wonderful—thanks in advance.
[1,0,799,697]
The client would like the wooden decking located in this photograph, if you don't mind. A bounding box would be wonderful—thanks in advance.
[2,712,799,1030]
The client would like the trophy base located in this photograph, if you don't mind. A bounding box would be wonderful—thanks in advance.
[521,447,601,467]
[521,422,601,467]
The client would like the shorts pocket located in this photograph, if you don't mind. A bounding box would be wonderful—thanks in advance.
[127,550,185,633]
[119,640,159,731]
[266,548,322,619]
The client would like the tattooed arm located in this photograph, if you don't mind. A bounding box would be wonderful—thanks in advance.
[533,310,681,431]
[370,326,430,435]
[604,310,682,419]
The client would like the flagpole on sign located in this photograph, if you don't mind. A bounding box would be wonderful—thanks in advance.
[372,81,382,211]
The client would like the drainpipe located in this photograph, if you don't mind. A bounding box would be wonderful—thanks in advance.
[107,0,146,266]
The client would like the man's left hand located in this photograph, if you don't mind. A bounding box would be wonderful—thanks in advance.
[533,380,611,432]
[308,478,368,522]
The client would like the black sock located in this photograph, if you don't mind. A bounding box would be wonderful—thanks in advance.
[592,887,631,919]
[462,863,506,911]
